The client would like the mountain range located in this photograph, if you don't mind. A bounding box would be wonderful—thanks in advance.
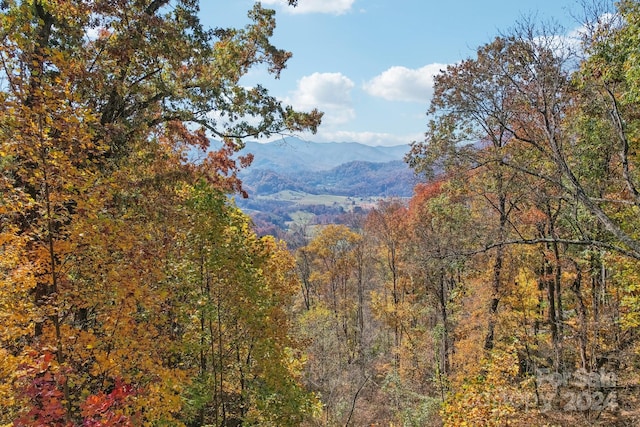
[235,138,415,198]
[237,137,410,173]
[211,138,418,236]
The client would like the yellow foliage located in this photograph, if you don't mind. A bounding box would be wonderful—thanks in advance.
[442,345,533,427]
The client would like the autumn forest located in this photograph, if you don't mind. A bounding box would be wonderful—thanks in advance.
[1,1,640,426]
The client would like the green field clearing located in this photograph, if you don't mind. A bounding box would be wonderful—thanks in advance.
[254,190,382,210]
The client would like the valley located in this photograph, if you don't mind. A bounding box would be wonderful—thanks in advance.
[231,138,416,237]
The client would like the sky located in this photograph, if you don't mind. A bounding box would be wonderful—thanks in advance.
[200,0,582,146]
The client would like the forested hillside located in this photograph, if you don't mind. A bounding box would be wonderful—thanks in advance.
[1,1,640,427]
[235,159,414,235]
[241,160,414,197]
[290,1,640,425]
[209,140,414,239]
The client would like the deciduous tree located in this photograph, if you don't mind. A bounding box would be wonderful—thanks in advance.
[0,0,321,424]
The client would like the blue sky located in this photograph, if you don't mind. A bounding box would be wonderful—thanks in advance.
[201,0,580,146]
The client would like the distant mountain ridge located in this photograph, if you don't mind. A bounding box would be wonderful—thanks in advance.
[217,138,417,236]
[233,138,415,198]
[243,159,415,198]
[237,137,410,173]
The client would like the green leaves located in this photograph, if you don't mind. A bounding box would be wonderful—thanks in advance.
[176,184,315,425]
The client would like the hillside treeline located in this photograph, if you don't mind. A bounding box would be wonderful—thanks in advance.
[292,1,640,425]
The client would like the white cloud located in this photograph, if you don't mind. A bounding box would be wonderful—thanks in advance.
[262,0,355,15]
[363,63,448,103]
[289,72,356,126]
[84,27,100,41]
[561,12,621,57]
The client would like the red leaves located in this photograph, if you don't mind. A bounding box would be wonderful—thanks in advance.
[14,352,70,427]
[80,378,136,427]
[15,352,136,427]
[412,180,444,204]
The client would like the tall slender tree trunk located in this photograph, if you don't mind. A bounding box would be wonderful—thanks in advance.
[484,245,503,351]
[484,175,507,352]
[544,255,560,370]
[484,217,506,350]
[570,263,588,370]
[439,268,450,375]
